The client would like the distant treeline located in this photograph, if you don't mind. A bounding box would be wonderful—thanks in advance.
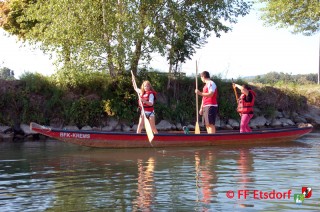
[248,72,318,84]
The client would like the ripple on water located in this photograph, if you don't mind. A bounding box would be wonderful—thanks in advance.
[0,133,319,211]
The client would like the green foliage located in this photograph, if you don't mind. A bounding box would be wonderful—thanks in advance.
[0,89,21,124]
[261,106,277,119]
[0,88,47,124]
[253,83,308,116]
[63,98,105,128]
[20,72,53,93]
[251,72,318,85]
[1,0,251,77]
[259,0,320,35]
[154,102,174,123]
[0,67,15,80]
[157,0,252,72]
[137,69,168,92]
[19,72,65,123]
[0,0,35,38]
[103,93,137,124]
[101,72,138,124]
[213,78,240,120]
[301,85,320,105]
[0,69,318,128]
[52,67,112,96]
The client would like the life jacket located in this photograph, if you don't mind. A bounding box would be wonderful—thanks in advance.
[237,90,256,114]
[140,90,156,112]
[202,81,218,106]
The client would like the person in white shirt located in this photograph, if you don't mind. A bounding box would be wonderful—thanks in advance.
[195,71,218,134]
[136,80,158,134]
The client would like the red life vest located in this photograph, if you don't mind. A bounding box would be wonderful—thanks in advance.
[140,90,156,112]
[237,90,256,114]
[202,81,218,106]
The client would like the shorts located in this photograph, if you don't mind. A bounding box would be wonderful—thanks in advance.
[202,106,218,125]
[142,111,155,118]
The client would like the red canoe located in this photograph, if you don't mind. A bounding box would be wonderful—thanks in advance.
[30,122,313,148]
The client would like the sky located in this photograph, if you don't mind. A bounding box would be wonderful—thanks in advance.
[1,6,319,79]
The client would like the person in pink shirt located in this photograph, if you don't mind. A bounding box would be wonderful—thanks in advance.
[233,83,256,133]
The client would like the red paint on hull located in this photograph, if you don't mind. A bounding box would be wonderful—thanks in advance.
[30,122,313,148]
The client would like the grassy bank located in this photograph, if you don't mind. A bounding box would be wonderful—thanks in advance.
[0,70,319,128]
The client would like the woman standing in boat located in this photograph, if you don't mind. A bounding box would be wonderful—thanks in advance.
[136,80,158,134]
[232,83,256,133]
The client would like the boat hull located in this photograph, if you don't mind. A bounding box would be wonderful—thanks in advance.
[30,122,313,148]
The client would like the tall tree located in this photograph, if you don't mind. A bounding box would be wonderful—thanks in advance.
[1,0,252,77]
[258,0,320,84]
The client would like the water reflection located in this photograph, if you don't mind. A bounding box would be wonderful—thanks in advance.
[237,149,255,208]
[195,150,217,207]
[237,149,254,187]
[0,133,319,211]
[133,157,155,211]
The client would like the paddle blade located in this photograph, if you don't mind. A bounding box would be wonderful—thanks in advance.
[144,116,154,143]
[195,122,200,134]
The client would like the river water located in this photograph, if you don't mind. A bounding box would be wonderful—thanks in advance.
[0,131,319,211]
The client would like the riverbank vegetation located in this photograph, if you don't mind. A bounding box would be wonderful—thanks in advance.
[0,70,319,129]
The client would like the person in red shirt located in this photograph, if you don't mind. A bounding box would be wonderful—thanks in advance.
[195,71,218,134]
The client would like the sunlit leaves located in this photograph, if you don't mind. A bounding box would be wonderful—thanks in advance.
[1,0,252,76]
[259,0,320,35]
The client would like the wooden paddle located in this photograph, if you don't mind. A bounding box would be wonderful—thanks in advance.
[232,78,239,101]
[131,71,154,143]
[195,61,200,134]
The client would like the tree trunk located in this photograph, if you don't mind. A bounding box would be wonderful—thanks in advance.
[116,0,125,75]
[131,40,142,76]
[130,3,146,75]
[102,0,115,76]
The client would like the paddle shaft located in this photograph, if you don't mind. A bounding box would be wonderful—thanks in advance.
[194,61,200,134]
[196,62,199,122]
[131,72,143,112]
[232,78,239,101]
